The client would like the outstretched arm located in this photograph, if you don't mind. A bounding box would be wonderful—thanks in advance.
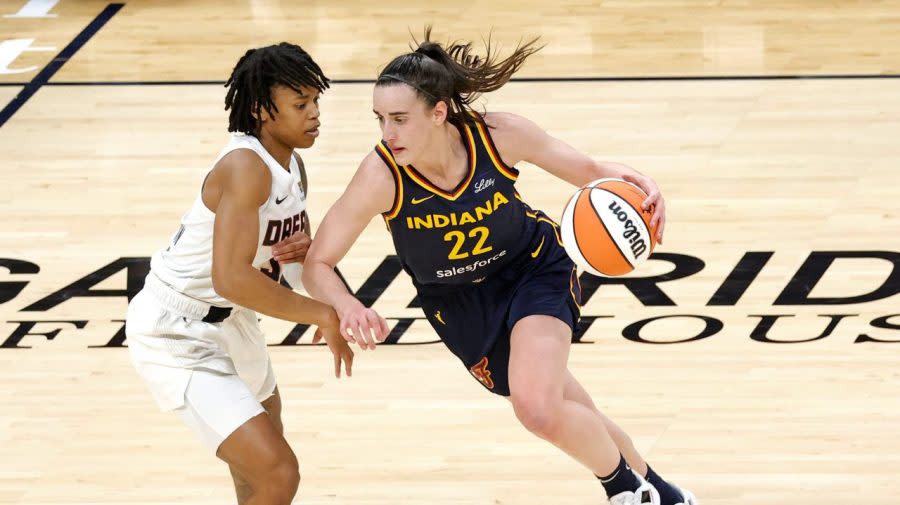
[486,112,666,244]
[303,150,396,349]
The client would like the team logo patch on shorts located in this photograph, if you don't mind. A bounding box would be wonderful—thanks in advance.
[468,356,494,389]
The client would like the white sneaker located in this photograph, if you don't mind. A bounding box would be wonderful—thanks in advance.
[672,485,699,505]
[608,471,660,505]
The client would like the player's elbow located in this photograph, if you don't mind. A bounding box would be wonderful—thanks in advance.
[300,254,331,293]
[300,260,321,291]
[211,260,238,300]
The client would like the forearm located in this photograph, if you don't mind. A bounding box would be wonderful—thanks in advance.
[302,261,363,317]
[593,161,644,181]
[215,265,337,327]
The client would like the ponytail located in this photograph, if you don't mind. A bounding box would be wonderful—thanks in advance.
[376,26,542,126]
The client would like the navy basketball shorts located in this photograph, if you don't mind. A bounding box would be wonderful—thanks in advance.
[416,223,582,396]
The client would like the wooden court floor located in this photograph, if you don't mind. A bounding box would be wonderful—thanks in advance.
[0,1,898,504]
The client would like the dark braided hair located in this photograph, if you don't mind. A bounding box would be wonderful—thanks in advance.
[225,42,330,135]
[376,27,542,127]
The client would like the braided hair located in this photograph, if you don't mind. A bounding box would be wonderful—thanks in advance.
[225,42,330,135]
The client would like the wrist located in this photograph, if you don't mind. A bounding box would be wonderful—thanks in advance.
[315,305,339,329]
[335,294,364,320]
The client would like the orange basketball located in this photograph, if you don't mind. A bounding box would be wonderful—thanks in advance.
[560,178,658,276]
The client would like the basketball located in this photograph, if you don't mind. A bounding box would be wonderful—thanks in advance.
[560,178,658,276]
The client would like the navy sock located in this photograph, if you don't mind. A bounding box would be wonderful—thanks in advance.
[596,455,640,499]
[646,465,684,505]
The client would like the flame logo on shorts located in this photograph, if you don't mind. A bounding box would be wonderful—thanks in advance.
[468,357,494,389]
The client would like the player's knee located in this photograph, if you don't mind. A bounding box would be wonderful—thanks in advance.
[256,453,300,504]
[510,393,562,439]
[248,450,300,505]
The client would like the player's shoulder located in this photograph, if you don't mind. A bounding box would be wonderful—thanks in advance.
[482,111,536,133]
[481,112,541,146]
[337,148,398,216]
[480,112,542,165]
[211,147,272,202]
[216,147,270,178]
[358,148,396,183]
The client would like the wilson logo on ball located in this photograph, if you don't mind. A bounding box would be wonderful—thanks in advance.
[560,178,658,277]
[607,201,649,259]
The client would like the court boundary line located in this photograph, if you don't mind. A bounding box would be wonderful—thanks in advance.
[0,3,124,128]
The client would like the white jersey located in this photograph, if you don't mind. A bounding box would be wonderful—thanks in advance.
[150,133,308,306]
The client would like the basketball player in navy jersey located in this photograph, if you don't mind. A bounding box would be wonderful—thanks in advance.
[302,29,697,505]
[126,43,353,505]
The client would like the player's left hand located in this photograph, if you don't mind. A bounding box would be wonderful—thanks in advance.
[312,322,354,378]
[622,173,666,245]
[272,231,312,265]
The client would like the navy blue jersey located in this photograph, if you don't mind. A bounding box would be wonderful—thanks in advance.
[376,117,545,286]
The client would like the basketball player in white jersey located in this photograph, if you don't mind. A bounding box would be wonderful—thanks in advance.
[125,43,355,505]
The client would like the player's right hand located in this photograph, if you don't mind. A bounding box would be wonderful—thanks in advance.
[336,299,390,350]
[271,230,312,265]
